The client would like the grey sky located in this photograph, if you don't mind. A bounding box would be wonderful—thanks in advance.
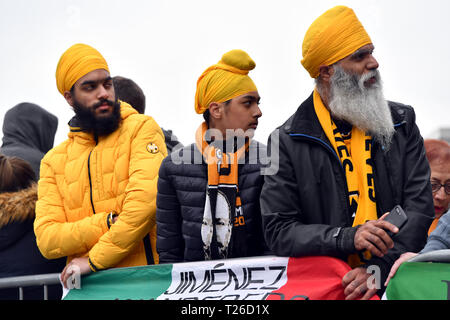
[0,0,449,146]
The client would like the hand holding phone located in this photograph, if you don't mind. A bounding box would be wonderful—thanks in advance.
[383,205,408,237]
[354,205,407,257]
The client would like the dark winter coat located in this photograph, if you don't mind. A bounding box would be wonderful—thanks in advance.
[421,210,450,253]
[162,128,183,154]
[156,141,268,263]
[260,93,434,287]
[0,184,66,300]
[1,103,58,178]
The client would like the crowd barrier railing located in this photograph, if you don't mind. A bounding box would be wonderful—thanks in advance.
[0,273,60,300]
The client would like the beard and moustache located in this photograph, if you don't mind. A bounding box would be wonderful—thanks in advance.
[72,97,121,137]
[326,64,395,150]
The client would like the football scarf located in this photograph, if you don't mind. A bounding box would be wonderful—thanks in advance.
[195,122,249,260]
[313,89,377,267]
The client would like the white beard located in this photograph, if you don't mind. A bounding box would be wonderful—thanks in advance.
[327,64,395,150]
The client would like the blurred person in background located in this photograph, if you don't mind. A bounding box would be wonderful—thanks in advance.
[0,155,65,300]
[113,76,183,153]
[1,102,58,179]
[423,139,450,234]
[385,139,450,285]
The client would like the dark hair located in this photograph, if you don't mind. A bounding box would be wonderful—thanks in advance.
[113,76,146,114]
[0,154,36,193]
[203,109,210,123]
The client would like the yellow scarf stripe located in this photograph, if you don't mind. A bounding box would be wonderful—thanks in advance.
[313,89,377,267]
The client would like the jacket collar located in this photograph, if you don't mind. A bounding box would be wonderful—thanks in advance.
[178,140,265,166]
[66,102,137,143]
[67,116,96,144]
[285,92,332,145]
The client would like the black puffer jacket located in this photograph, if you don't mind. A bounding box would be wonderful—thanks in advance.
[1,103,58,178]
[156,141,268,263]
[261,93,434,287]
[162,128,183,154]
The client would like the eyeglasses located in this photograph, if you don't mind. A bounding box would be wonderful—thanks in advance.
[431,182,450,195]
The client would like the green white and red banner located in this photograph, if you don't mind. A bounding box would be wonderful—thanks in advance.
[384,261,450,300]
[63,256,379,300]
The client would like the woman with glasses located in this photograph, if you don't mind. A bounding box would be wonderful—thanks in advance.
[385,139,450,285]
[425,139,450,234]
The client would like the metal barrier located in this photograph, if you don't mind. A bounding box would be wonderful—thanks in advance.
[0,273,61,300]
[409,249,450,263]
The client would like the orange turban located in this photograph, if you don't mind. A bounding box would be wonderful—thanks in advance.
[301,6,372,78]
[55,43,109,95]
[195,49,257,114]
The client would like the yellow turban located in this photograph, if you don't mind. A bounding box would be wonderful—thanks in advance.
[195,49,257,114]
[55,43,109,95]
[301,6,372,78]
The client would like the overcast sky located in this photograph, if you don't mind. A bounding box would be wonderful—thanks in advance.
[0,0,449,147]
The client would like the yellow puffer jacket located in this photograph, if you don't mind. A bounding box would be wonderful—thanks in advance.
[34,102,167,270]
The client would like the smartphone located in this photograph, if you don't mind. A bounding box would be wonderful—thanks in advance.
[384,205,408,236]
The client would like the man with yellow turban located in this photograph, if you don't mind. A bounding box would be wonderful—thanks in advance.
[156,49,269,263]
[34,43,168,288]
[261,6,434,300]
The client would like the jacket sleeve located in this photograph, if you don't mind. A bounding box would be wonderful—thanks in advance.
[420,211,450,253]
[34,158,110,259]
[88,117,167,270]
[369,107,434,284]
[156,157,185,263]
[260,130,356,258]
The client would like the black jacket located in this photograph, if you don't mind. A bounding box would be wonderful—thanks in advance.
[0,185,66,300]
[1,103,58,179]
[156,141,268,263]
[162,128,183,154]
[260,93,434,286]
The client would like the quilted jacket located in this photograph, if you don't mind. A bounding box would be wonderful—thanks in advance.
[156,141,268,263]
[34,102,167,270]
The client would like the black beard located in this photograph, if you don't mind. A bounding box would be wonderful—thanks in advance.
[72,98,121,137]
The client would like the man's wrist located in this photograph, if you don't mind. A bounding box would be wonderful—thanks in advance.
[336,226,360,254]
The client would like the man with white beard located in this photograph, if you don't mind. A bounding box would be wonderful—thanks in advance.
[318,64,395,150]
[260,5,434,300]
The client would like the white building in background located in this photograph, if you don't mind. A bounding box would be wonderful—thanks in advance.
[427,127,450,144]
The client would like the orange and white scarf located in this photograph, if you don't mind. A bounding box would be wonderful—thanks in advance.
[195,122,250,260]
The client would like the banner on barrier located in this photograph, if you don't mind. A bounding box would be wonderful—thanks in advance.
[63,255,381,300]
[385,261,450,300]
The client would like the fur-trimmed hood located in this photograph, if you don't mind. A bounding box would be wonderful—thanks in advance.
[0,183,66,287]
[0,184,37,228]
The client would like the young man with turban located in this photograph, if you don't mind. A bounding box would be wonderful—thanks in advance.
[34,43,167,287]
[156,49,268,262]
[260,6,434,300]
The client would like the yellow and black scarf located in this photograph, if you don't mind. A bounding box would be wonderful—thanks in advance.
[314,89,377,267]
[195,122,249,260]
